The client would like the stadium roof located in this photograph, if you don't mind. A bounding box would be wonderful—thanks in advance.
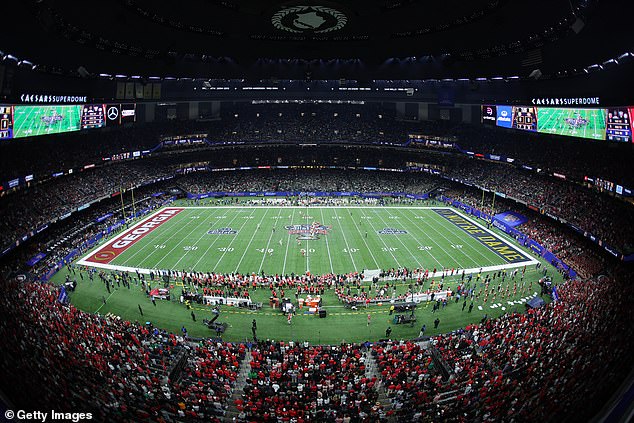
[4,0,633,79]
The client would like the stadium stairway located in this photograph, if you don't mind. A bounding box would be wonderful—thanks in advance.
[365,350,396,422]
[223,352,252,422]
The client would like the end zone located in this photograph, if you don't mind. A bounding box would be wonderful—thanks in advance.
[77,208,184,267]
[433,208,538,266]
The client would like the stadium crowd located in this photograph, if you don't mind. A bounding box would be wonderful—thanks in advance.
[25,188,175,283]
[0,279,247,422]
[1,104,632,259]
[2,103,631,186]
[236,341,381,422]
[1,261,631,421]
[443,187,606,279]
[178,169,439,195]
[444,160,634,254]
[0,167,620,284]
[0,160,631,422]
[212,103,420,146]
[371,266,633,422]
[0,163,172,253]
[451,123,634,187]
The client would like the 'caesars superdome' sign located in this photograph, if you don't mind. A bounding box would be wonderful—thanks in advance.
[272,5,347,34]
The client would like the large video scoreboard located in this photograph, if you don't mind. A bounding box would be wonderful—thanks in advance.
[0,103,136,140]
[482,104,633,142]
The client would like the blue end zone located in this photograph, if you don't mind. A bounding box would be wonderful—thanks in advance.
[432,208,528,264]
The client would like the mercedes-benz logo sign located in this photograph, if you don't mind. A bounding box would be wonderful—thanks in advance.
[107,106,119,120]
[272,6,347,34]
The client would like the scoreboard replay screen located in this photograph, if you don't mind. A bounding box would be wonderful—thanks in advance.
[483,103,634,143]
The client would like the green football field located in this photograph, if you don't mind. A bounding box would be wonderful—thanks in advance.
[79,205,535,276]
[13,105,82,138]
[537,107,606,140]
[53,202,559,343]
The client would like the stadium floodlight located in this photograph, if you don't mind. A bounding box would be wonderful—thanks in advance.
[18,60,34,69]
[3,54,18,63]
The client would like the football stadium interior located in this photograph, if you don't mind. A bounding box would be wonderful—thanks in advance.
[1,0,634,422]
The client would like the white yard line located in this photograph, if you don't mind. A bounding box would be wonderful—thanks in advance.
[319,208,335,274]
[356,208,402,267]
[258,208,284,273]
[234,208,271,273]
[191,209,244,270]
[212,208,258,270]
[118,208,214,267]
[398,208,478,267]
[94,289,116,313]
[410,209,498,267]
[282,208,296,276]
[390,208,445,268]
[348,208,381,269]
[374,209,425,269]
[148,209,220,270]
[332,207,358,271]
[304,207,310,273]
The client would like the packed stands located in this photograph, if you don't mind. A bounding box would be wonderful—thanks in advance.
[237,341,381,422]
[371,267,633,422]
[1,264,631,421]
[0,279,246,422]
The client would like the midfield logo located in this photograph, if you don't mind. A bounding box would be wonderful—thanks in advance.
[208,227,238,235]
[285,222,331,240]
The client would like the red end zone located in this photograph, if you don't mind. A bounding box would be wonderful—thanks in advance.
[84,208,184,264]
